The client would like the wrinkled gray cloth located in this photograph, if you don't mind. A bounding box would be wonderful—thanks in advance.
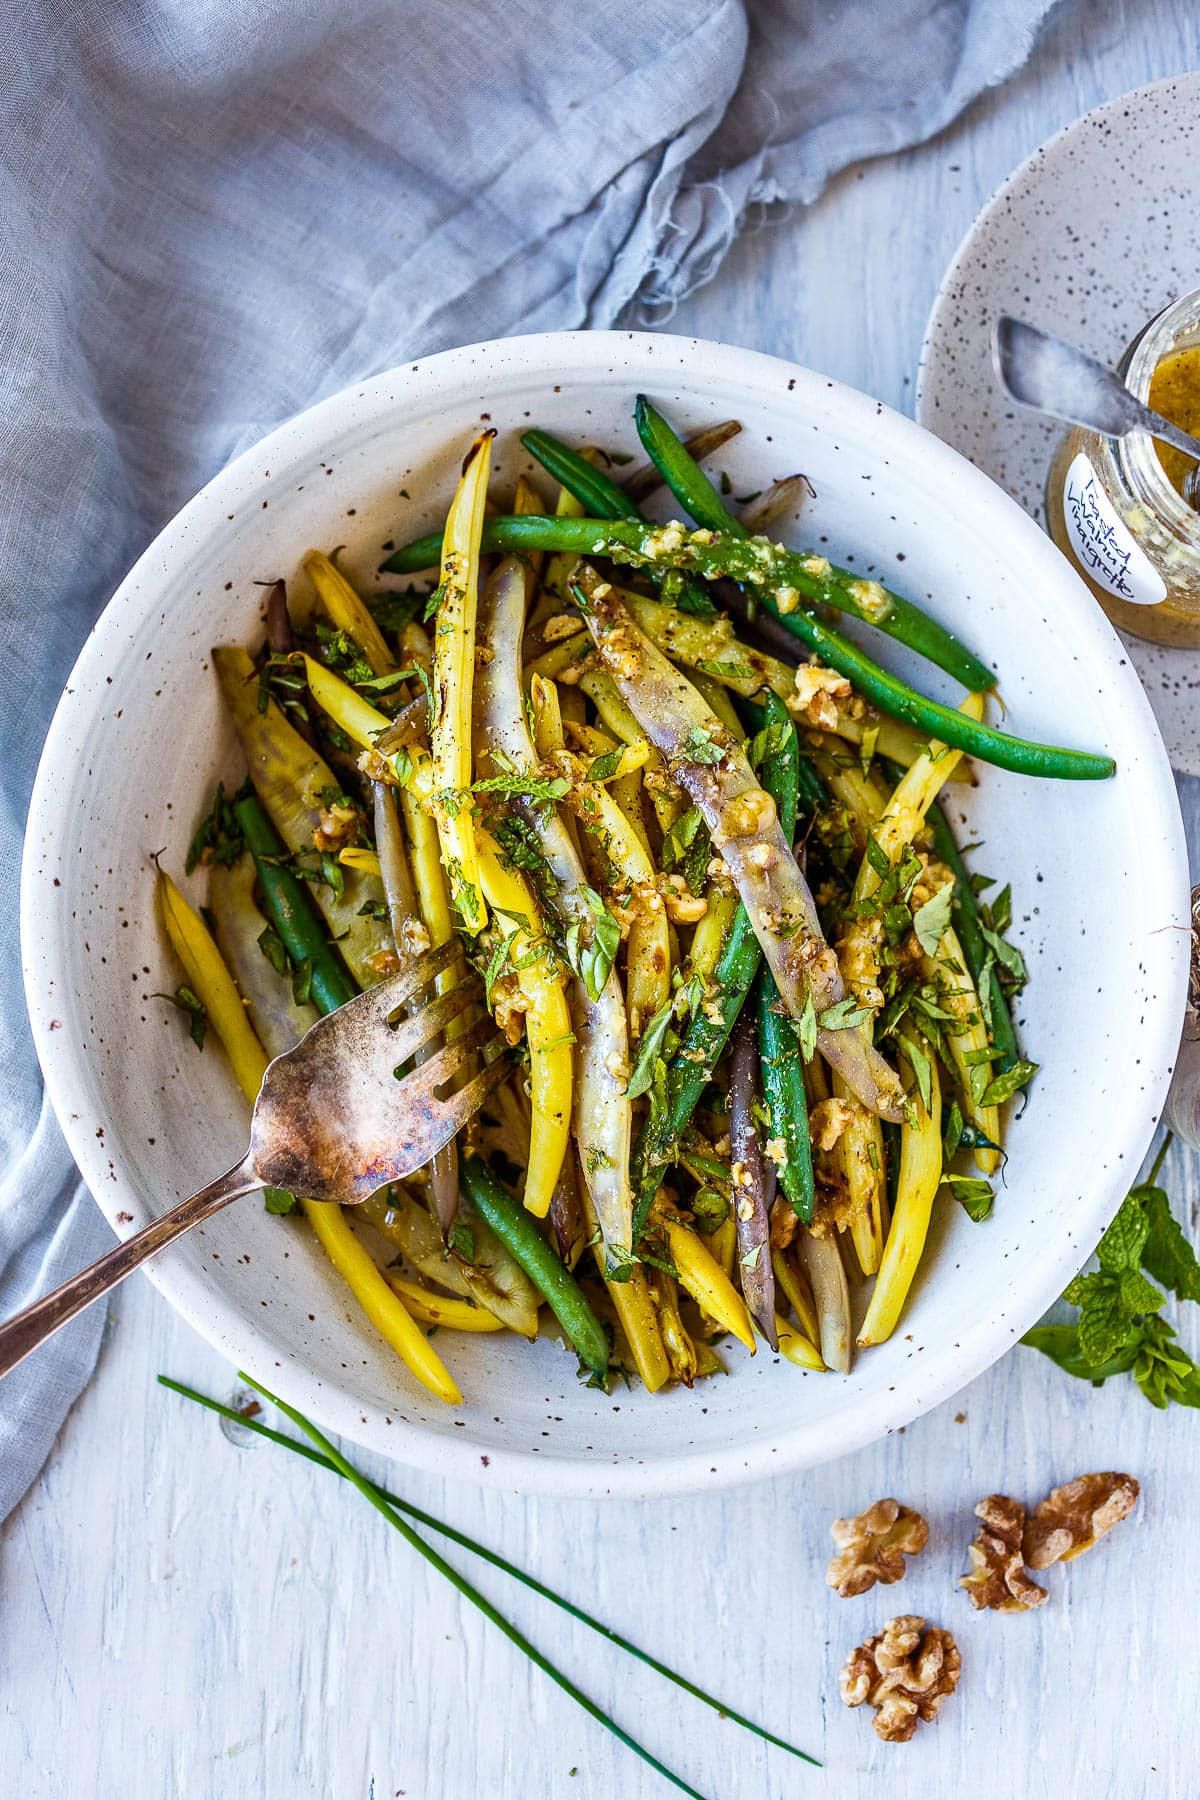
[0,0,1055,1517]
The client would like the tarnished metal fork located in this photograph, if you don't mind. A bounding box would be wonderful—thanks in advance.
[0,941,507,1378]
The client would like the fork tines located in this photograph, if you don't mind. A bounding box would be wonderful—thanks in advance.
[399,1020,511,1138]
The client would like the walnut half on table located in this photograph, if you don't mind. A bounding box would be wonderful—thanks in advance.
[839,1615,962,1743]
[826,1497,929,1597]
[1022,1471,1140,1569]
[960,1494,1048,1614]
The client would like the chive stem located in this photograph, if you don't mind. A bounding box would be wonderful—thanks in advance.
[235,1373,706,1797]
[158,1375,818,1775]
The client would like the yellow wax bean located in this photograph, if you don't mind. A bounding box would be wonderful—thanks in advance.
[338,847,381,876]
[775,1315,826,1370]
[304,548,393,675]
[662,1217,755,1351]
[304,1200,462,1404]
[923,926,1001,1174]
[476,826,572,1218]
[430,431,493,933]
[857,1056,943,1347]
[157,869,269,1103]
[853,693,985,905]
[384,1274,505,1332]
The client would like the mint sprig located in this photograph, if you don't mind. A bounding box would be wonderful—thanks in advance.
[1023,1135,1200,1408]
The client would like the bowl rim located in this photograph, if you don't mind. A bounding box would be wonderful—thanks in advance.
[20,327,1189,1499]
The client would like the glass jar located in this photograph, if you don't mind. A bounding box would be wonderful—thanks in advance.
[1045,289,1200,647]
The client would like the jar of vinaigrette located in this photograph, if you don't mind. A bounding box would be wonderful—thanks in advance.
[1045,290,1200,647]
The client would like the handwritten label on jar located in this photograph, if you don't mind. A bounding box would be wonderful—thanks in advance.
[1062,453,1167,606]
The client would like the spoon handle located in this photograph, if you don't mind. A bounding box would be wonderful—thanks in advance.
[993,315,1200,465]
[0,1157,261,1380]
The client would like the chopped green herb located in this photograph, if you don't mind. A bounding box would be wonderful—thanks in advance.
[186,781,246,874]
[264,1188,298,1215]
[586,748,624,783]
[864,833,890,880]
[746,721,791,771]
[473,764,570,807]
[660,805,710,897]
[153,984,208,1051]
[817,997,873,1032]
[257,923,290,975]
[368,587,425,633]
[912,883,954,955]
[940,1174,993,1222]
[679,725,725,766]
[449,1220,476,1262]
[896,1032,933,1115]
[564,889,621,1003]
[291,957,314,1008]
[942,1098,964,1162]
[626,998,678,1100]
[978,1060,1038,1108]
[696,657,755,682]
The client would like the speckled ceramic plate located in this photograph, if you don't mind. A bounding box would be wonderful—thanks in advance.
[21,331,1189,1498]
[917,71,1200,774]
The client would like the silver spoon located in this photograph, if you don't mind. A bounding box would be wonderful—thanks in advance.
[0,940,508,1378]
[993,315,1200,506]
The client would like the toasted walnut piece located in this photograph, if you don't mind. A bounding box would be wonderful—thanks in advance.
[659,872,707,923]
[839,1615,961,1743]
[1023,1472,1140,1570]
[809,1097,856,1153]
[489,972,529,1046]
[826,1498,929,1598]
[960,1495,1048,1614]
[787,662,852,731]
[311,800,359,852]
[768,1190,798,1250]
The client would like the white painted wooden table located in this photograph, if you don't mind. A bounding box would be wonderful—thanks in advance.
[5,5,1200,1796]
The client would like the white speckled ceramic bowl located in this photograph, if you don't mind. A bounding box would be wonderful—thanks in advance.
[21,331,1189,1498]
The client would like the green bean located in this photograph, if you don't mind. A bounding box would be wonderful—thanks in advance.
[747,693,814,1220]
[381,513,1111,780]
[762,602,1113,780]
[234,794,358,1015]
[522,430,642,522]
[632,397,1115,779]
[459,1156,610,1376]
[521,429,714,617]
[633,909,761,1237]
[755,965,814,1223]
[632,394,993,694]
[927,800,1020,1075]
[383,514,971,682]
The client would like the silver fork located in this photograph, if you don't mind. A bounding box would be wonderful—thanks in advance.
[0,940,508,1378]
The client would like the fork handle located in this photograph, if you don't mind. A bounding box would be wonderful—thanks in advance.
[0,1157,262,1381]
